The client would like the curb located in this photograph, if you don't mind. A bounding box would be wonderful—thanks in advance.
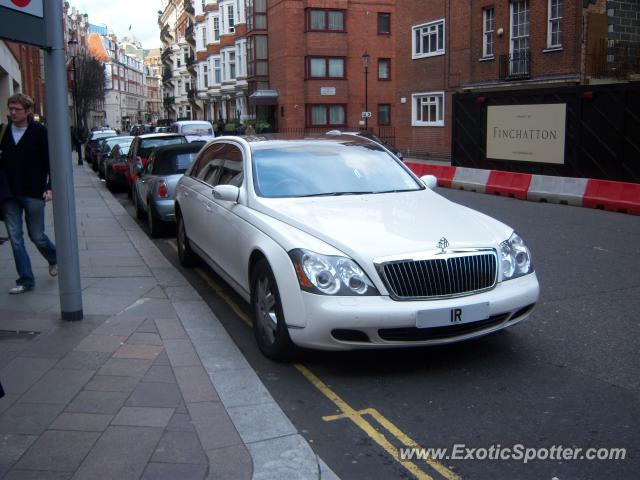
[405,163,640,216]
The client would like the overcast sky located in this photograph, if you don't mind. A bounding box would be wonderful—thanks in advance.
[70,0,162,49]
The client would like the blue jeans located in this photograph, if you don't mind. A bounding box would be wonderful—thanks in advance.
[1,197,57,289]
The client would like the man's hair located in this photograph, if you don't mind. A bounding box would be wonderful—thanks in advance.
[7,93,34,111]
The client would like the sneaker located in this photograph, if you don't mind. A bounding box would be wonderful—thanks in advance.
[9,285,31,294]
[49,264,58,277]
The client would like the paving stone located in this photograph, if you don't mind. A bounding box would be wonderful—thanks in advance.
[126,332,163,346]
[165,286,201,302]
[166,413,196,432]
[74,335,126,353]
[174,366,219,403]
[112,344,164,360]
[125,382,182,408]
[210,368,272,408]
[14,430,100,471]
[248,434,320,480]
[136,318,159,333]
[151,268,190,287]
[65,390,129,415]
[55,351,112,370]
[73,426,163,480]
[0,357,58,395]
[0,403,64,435]
[91,315,146,337]
[164,339,200,367]
[175,400,188,414]
[122,299,178,320]
[21,369,95,405]
[97,357,153,377]
[0,394,19,415]
[0,434,38,463]
[2,470,72,480]
[111,407,174,428]
[49,413,113,432]
[141,462,207,480]
[150,431,208,464]
[142,365,176,384]
[187,402,242,451]
[153,350,171,366]
[204,444,253,480]
[227,401,297,444]
[142,287,168,300]
[84,375,139,393]
[155,317,188,340]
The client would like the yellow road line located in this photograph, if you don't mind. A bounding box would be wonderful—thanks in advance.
[295,363,461,480]
[167,242,459,480]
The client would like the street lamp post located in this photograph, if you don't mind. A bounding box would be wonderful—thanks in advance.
[362,51,370,131]
[68,39,82,165]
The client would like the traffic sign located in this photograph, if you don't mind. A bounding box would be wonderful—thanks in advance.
[0,0,43,18]
[0,0,46,46]
[361,111,372,118]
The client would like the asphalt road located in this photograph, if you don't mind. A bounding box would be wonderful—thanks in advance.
[117,185,640,480]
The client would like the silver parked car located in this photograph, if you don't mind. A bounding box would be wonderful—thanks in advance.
[133,142,205,237]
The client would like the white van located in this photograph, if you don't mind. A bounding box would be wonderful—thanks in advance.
[170,121,216,143]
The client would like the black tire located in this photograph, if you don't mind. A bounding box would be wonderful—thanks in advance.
[133,189,145,220]
[105,169,114,191]
[147,201,164,238]
[176,212,197,267]
[98,161,105,179]
[250,259,295,361]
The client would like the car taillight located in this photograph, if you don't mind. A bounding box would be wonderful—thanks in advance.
[158,182,169,198]
[113,165,127,171]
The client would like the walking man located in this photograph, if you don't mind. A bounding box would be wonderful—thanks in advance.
[0,94,57,294]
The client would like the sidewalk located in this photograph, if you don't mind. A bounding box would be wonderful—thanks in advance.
[0,159,337,479]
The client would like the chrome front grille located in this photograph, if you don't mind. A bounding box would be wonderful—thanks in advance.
[378,251,497,299]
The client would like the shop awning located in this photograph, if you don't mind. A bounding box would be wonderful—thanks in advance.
[249,89,279,106]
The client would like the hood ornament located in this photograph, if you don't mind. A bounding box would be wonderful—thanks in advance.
[437,237,449,254]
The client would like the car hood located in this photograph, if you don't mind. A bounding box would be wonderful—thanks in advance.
[252,189,512,260]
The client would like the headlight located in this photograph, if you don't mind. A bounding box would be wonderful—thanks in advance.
[500,232,533,280]
[289,248,379,296]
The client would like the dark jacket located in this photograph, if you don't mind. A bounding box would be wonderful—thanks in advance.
[0,121,51,199]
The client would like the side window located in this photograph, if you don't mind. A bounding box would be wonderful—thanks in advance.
[214,144,244,187]
[190,142,228,185]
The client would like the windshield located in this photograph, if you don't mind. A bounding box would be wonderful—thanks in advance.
[154,152,199,175]
[139,137,186,158]
[252,142,422,198]
[181,124,212,135]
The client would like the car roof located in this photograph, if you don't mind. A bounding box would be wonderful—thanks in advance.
[207,134,376,151]
[150,142,205,157]
[172,120,211,125]
[137,133,186,139]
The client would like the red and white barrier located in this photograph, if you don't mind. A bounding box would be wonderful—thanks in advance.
[404,162,640,216]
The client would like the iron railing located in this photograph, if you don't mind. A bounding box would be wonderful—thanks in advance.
[499,51,531,81]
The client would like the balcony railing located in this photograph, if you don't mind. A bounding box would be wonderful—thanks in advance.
[588,39,640,78]
[187,89,197,101]
[160,24,173,41]
[499,51,531,81]
[162,67,173,82]
[186,54,196,70]
[161,47,172,61]
[186,24,195,44]
[163,96,175,108]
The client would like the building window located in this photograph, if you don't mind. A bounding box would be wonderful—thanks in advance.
[378,104,390,125]
[228,51,236,79]
[378,58,390,80]
[201,26,207,47]
[227,5,235,33]
[548,0,562,48]
[378,13,390,34]
[483,8,494,57]
[248,35,268,76]
[307,9,345,32]
[203,65,208,88]
[307,104,346,126]
[307,57,345,79]
[213,57,221,84]
[213,17,220,41]
[412,92,444,126]
[510,0,530,75]
[412,19,445,59]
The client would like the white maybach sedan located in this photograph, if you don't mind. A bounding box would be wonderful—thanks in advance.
[174,135,539,360]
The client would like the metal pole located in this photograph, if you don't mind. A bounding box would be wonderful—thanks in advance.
[72,55,83,165]
[44,0,84,321]
[364,64,368,131]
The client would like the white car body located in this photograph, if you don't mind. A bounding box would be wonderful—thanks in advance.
[175,136,539,357]
[170,120,216,143]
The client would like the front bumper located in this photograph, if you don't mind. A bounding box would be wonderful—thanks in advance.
[287,272,539,350]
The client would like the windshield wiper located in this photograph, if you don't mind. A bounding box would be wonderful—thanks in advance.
[293,191,375,197]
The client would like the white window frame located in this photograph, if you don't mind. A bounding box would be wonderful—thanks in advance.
[547,0,562,48]
[412,19,445,59]
[213,16,220,42]
[411,91,445,127]
[482,8,494,58]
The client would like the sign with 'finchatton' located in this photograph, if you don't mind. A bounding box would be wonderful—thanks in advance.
[486,104,567,164]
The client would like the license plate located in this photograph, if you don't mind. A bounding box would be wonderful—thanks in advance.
[416,302,490,328]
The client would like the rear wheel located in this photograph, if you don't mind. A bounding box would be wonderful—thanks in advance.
[250,259,295,361]
[176,212,197,267]
[133,189,145,220]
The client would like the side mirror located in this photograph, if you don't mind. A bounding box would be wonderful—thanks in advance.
[420,174,438,189]
[212,184,239,203]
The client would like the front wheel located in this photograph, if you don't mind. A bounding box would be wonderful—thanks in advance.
[250,259,295,361]
[147,201,164,238]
